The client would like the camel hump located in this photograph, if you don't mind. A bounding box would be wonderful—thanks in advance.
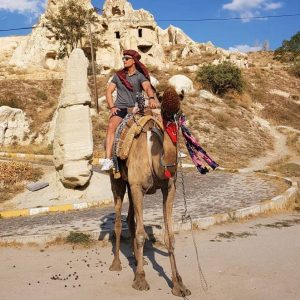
[115,114,163,160]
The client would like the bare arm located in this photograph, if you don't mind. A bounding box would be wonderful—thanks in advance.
[142,80,158,109]
[106,82,117,109]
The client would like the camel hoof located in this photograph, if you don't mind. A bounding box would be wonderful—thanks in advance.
[171,284,191,297]
[132,272,150,291]
[109,258,122,271]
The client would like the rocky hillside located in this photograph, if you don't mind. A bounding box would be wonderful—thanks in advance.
[0,0,299,170]
[1,49,299,169]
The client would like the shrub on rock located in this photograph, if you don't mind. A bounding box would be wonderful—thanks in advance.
[197,61,244,96]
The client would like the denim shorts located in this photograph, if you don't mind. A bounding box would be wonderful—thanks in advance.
[111,108,128,119]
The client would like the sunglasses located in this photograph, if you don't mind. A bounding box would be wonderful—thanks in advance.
[122,56,133,61]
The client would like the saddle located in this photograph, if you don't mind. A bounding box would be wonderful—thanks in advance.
[114,111,163,161]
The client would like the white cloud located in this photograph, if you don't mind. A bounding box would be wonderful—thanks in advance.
[0,0,46,16]
[223,0,265,12]
[229,44,262,52]
[264,2,282,10]
[223,0,283,21]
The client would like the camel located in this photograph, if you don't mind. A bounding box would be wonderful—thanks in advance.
[108,87,191,297]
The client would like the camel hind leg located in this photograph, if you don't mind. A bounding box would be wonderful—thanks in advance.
[109,175,126,272]
[162,182,191,297]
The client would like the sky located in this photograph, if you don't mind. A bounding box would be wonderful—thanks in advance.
[0,0,299,51]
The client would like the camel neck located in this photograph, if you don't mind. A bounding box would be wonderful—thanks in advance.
[162,131,177,165]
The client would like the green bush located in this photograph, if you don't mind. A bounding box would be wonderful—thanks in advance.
[66,231,92,245]
[274,31,300,62]
[197,62,244,96]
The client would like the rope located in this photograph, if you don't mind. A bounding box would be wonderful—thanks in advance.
[177,124,209,293]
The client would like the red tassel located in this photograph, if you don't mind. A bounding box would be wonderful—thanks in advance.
[164,169,172,178]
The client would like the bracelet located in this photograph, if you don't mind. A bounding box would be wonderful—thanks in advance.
[109,106,116,109]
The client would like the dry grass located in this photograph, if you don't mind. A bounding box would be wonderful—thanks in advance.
[0,79,62,133]
[180,94,273,168]
[163,44,185,57]
[276,128,300,155]
[224,90,253,110]
[286,132,300,154]
[0,241,23,248]
[0,161,43,203]
[244,56,300,129]
[261,96,300,128]
[45,232,97,248]
[269,159,300,177]
[0,144,53,155]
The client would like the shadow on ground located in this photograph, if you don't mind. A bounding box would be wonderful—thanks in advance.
[98,212,172,288]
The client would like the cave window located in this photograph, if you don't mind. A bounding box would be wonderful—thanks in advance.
[115,31,120,39]
[112,7,122,15]
[138,28,143,38]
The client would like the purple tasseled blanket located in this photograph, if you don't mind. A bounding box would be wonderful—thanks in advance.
[179,114,219,174]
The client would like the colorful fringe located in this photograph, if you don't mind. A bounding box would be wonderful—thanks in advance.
[179,114,219,174]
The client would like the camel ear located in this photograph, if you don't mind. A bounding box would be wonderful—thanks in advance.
[180,90,185,101]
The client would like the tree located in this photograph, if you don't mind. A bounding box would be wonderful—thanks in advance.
[274,31,300,62]
[262,40,270,51]
[46,0,101,59]
[196,62,244,96]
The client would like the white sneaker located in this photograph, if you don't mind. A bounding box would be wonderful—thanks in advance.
[100,158,114,171]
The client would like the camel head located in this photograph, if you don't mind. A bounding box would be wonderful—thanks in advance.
[160,87,184,120]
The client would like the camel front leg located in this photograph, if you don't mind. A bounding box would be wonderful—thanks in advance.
[162,181,191,297]
[130,184,150,291]
[127,185,149,267]
[127,185,138,261]
[109,176,126,272]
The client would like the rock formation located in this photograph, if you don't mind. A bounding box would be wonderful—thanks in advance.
[168,75,195,94]
[53,48,93,188]
[7,0,248,72]
[0,106,30,146]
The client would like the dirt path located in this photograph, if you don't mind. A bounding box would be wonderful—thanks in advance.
[1,212,299,300]
[240,116,299,173]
